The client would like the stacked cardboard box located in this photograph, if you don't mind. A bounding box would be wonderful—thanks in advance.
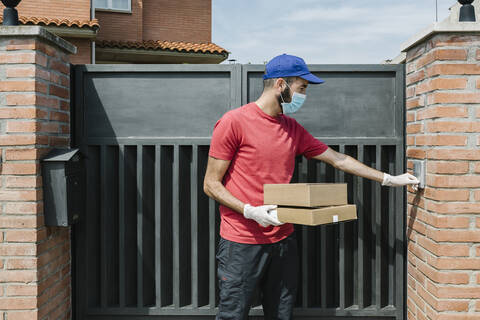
[263,183,357,226]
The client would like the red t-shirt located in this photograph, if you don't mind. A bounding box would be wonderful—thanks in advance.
[209,102,328,244]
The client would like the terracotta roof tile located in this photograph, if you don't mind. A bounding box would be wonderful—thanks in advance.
[0,15,99,30]
[96,39,228,55]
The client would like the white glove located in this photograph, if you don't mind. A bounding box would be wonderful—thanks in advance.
[382,173,420,188]
[243,204,283,228]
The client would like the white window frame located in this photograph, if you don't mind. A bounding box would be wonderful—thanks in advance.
[94,0,132,13]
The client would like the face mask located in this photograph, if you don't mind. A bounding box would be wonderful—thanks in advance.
[279,82,306,114]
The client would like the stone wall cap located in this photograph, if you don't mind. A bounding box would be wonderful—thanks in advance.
[401,21,480,52]
[0,25,77,54]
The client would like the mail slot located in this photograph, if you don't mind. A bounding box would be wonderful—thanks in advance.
[41,148,85,226]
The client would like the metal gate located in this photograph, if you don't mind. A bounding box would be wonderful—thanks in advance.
[71,63,406,320]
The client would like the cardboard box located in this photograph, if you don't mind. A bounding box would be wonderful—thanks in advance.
[277,205,357,226]
[264,183,347,207]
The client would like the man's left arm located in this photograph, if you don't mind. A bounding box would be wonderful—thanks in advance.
[312,147,419,189]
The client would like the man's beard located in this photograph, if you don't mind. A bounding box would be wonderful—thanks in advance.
[277,86,292,110]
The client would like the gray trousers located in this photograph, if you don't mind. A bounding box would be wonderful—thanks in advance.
[216,232,298,320]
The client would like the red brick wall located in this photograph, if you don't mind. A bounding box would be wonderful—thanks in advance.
[95,0,143,42]
[0,36,73,320]
[96,0,212,43]
[142,0,211,42]
[65,38,92,64]
[16,0,90,21]
[405,34,480,319]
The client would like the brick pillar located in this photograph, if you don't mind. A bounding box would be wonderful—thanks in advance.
[0,26,76,319]
[405,32,480,319]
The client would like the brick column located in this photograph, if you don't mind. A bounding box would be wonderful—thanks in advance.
[0,26,76,319]
[405,32,480,319]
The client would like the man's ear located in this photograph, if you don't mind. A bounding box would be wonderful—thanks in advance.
[274,78,285,91]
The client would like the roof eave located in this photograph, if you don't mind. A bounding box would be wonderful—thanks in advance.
[95,46,229,64]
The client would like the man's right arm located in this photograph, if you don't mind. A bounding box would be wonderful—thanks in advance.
[203,156,245,214]
[203,156,283,227]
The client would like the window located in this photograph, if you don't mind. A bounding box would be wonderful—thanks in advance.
[94,0,131,12]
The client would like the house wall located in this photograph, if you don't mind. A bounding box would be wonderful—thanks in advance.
[0,28,74,320]
[405,33,480,319]
[95,0,144,42]
[65,38,91,65]
[15,0,91,21]
[95,0,212,42]
[142,0,211,42]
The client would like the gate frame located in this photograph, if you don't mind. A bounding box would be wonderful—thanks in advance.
[71,63,406,320]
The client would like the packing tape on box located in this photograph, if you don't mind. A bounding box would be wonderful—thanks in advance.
[333,215,338,223]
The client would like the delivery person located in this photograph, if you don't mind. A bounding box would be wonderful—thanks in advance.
[203,53,419,320]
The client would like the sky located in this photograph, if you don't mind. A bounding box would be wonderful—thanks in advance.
[212,0,457,64]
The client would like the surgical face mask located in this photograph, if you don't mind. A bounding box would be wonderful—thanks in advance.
[279,82,306,114]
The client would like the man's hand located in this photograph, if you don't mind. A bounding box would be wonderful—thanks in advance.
[382,173,420,190]
[243,204,284,227]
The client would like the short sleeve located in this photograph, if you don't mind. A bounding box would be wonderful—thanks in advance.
[209,113,240,161]
[295,121,328,159]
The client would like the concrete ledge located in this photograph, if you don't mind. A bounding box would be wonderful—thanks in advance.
[44,26,97,40]
[401,22,480,52]
[0,25,77,54]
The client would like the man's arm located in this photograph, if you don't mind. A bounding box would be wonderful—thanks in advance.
[203,156,283,227]
[312,147,419,188]
[203,156,245,214]
[312,147,385,182]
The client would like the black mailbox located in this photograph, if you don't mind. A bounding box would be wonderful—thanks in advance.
[41,148,85,226]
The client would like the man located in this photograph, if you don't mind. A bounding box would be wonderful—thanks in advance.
[203,54,419,320]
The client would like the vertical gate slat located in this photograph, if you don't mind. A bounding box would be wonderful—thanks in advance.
[155,145,162,307]
[119,145,125,307]
[388,147,395,306]
[301,156,308,307]
[82,145,90,315]
[375,146,382,309]
[301,226,308,307]
[191,145,199,308]
[100,145,107,308]
[395,145,404,313]
[319,161,327,309]
[173,145,180,308]
[352,146,359,307]
[208,197,216,308]
[137,145,144,307]
[369,146,376,307]
[357,145,364,309]
[338,145,345,310]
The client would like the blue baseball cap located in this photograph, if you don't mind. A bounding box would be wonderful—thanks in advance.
[263,54,324,84]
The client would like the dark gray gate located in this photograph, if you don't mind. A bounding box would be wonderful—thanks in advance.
[72,63,405,320]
